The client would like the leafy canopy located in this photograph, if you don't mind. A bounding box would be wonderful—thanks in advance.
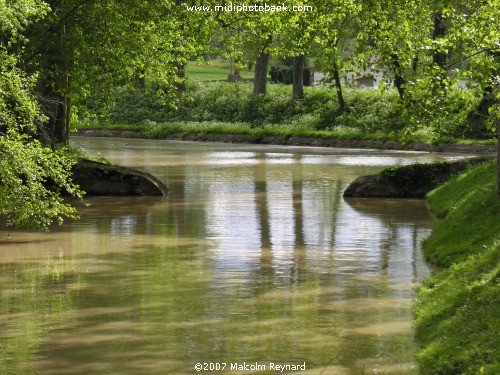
[0,0,83,230]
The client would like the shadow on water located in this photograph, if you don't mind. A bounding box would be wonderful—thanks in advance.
[0,238,55,246]
[72,195,167,219]
[343,197,433,226]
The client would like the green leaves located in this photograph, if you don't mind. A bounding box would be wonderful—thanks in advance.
[0,0,48,43]
[0,131,84,230]
[0,0,84,230]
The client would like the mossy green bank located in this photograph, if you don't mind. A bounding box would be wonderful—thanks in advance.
[414,160,499,374]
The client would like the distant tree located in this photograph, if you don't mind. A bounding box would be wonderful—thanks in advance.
[304,0,363,111]
[214,3,287,96]
[273,1,316,101]
[314,11,360,111]
[355,0,430,101]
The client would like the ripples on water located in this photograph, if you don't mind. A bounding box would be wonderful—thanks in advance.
[0,138,468,374]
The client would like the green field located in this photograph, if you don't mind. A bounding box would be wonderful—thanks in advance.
[186,59,255,81]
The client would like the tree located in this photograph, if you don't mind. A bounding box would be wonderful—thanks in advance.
[314,6,361,111]
[214,2,287,96]
[272,1,316,101]
[431,1,498,188]
[0,0,83,230]
[364,0,499,193]
[21,0,216,145]
[356,0,431,101]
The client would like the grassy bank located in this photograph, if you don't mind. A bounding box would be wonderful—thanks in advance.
[413,160,499,374]
[75,121,396,143]
[74,121,497,156]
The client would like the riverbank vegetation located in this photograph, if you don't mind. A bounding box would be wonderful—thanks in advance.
[414,160,499,374]
[78,81,404,134]
[0,1,83,230]
[76,81,497,147]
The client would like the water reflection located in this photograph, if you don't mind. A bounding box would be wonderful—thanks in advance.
[0,138,469,374]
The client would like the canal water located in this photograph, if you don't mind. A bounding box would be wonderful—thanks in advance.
[0,138,466,374]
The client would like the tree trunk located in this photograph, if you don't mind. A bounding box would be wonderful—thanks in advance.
[253,37,272,96]
[333,59,346,111]
[412,55,419,74]
[253,52,270,95]
[391,54,405,101]
[43,92,70,148]
[432,12,447,70]
[40,14,71,147]
[57,95,70,146]
[56,3,70,145]
[173,0,186,94]
[292,55,305,101]
[134,69,146,93]
[174,60,186,93]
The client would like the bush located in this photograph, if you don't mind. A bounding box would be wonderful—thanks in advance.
[269,65,312,86]
[106,85,172,124]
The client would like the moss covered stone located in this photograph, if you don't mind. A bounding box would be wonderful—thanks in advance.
[343,157,492,198]
[72,158,167,196]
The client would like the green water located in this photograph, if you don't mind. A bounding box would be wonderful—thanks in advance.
[0,138,467,374]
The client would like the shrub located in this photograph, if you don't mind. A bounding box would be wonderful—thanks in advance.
[269,65,312,86]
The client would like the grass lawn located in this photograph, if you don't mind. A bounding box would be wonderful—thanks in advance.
[186,59,255,81]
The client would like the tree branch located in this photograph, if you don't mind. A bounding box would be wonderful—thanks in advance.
[446,47,500,70]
